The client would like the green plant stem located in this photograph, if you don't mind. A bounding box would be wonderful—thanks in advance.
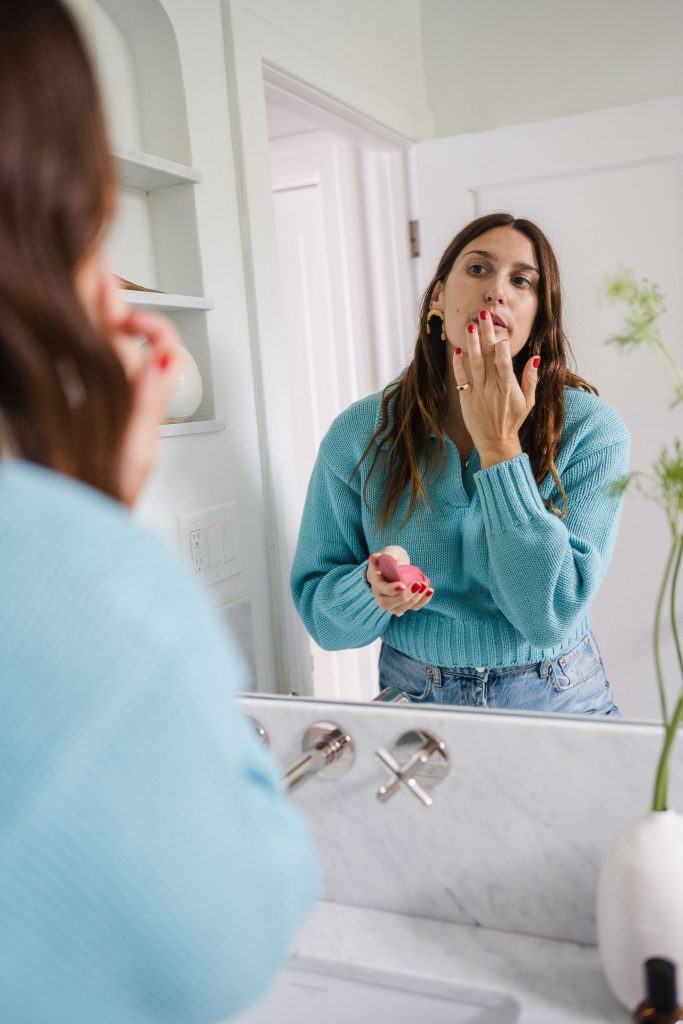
[652,338,683,395]
[654,539,678,725]
[653,692,683,811]
[670,535,683,681]
[652,537,683,812]
[641,329,683,398]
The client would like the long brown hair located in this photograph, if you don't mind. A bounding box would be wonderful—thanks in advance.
[0,0,131,497]
[355,212,596,528]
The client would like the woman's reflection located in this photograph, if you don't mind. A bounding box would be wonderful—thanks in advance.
[291,213,629,715]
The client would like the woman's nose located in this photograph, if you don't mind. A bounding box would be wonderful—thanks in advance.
[484,279,507,305]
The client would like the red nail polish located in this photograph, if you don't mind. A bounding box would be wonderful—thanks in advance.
[411,582,421,593]
[533,356,541,368]
[467,323,477,334]
[455,346,462,355]
[479,310,488,319]
[425,589,434,597]
[394,585,404,593]
[157,351,171,371]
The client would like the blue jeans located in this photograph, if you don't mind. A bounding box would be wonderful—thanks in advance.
[378,632,621,716]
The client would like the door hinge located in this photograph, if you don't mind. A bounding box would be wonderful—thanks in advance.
[409,219,420,258]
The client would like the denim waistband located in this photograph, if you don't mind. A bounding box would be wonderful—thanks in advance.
[384,642,573,680]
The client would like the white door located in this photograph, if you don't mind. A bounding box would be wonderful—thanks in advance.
[270,130,394,701]
[409,96,683,720]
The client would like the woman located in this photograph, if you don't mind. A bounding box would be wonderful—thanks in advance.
[291,213,630,714]
[0,3,319,1023]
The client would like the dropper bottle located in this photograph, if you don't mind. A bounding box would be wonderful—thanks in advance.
[633,958,683,1022]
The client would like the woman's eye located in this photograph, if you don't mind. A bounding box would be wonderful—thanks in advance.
[512,275,532,288]
[468,263,487,275]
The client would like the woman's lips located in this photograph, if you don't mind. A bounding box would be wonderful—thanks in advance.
[474,314,509,330]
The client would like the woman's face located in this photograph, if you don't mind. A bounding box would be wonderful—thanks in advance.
[431,226,540,358]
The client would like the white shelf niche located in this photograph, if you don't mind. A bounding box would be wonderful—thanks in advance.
[119,290,214,311]
[113,146,202,192]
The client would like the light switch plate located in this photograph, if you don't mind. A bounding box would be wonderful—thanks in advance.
[178,503,242,586]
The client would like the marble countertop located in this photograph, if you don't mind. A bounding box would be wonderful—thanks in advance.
[286,901,631,1024]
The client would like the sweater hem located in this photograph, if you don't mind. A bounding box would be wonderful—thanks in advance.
[382,614,592,669]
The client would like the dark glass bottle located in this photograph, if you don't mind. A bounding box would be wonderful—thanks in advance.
[633,958,683,1022]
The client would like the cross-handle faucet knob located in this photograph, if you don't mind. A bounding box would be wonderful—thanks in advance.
[375,729,449,806]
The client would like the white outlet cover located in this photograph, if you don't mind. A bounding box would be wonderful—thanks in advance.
[178,503,242,586]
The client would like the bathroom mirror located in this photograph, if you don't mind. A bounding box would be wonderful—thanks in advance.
[229,0,683,721]
[83,0,683,722]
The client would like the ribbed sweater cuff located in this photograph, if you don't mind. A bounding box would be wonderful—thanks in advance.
[330,561,392,635]
[475,453,546,533]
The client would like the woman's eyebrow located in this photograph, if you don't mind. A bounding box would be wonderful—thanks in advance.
[463,248,539,274]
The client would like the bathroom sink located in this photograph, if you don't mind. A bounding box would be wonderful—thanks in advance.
[232,958,520,1023]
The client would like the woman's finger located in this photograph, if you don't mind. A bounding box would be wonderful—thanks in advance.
[387,582,429,614]
[367,554,405,595]
[118,309,183,351]
[453,344,472,393]
[375,580,409,601]
[520,354,541,413]
[464,320,485,386]
[404,582,430,612]
[375,580,427,612]
[492,335,516,384]
[375,591,409,612]
[110,311,183,385]
[411,586,435,611]
[477,309,497,358]
[366,553,381,581]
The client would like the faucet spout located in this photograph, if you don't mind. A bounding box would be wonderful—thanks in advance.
[284,722,354,791]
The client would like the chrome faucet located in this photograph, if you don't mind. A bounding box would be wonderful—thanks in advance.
[284,720,354,791]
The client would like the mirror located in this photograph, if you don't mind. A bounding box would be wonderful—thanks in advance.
[84,0,682,722]
[253,3,683,722]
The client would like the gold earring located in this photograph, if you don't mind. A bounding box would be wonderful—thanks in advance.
[427,310,446,341]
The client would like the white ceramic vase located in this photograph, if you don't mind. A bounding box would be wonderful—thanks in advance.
[597,809,683,1009]
[164,346,203,423]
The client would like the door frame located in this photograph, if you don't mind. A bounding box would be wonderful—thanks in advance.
[220,1,423,693]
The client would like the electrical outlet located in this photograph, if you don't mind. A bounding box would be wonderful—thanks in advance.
[178,503,242,585]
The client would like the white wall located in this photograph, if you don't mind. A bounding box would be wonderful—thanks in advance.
[420,0,683,136]
[231,0,432,141]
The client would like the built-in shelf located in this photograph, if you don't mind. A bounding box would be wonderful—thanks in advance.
[119,290,215,311]
[113,146,202,192]
[158,419,225,437]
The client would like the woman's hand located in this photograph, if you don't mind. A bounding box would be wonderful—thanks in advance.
[453,310,540,469]
[97,269,182,506]
[366,547,434,617]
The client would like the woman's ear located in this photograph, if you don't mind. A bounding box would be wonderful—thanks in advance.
[429,281,444,311]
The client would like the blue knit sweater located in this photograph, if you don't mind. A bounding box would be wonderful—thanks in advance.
[0,460,320,1024]
[291,387,630,667]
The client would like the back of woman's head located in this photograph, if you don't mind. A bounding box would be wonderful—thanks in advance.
[0,0,131,496]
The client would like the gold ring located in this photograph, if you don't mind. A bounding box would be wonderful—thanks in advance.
[455,381,471,392]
